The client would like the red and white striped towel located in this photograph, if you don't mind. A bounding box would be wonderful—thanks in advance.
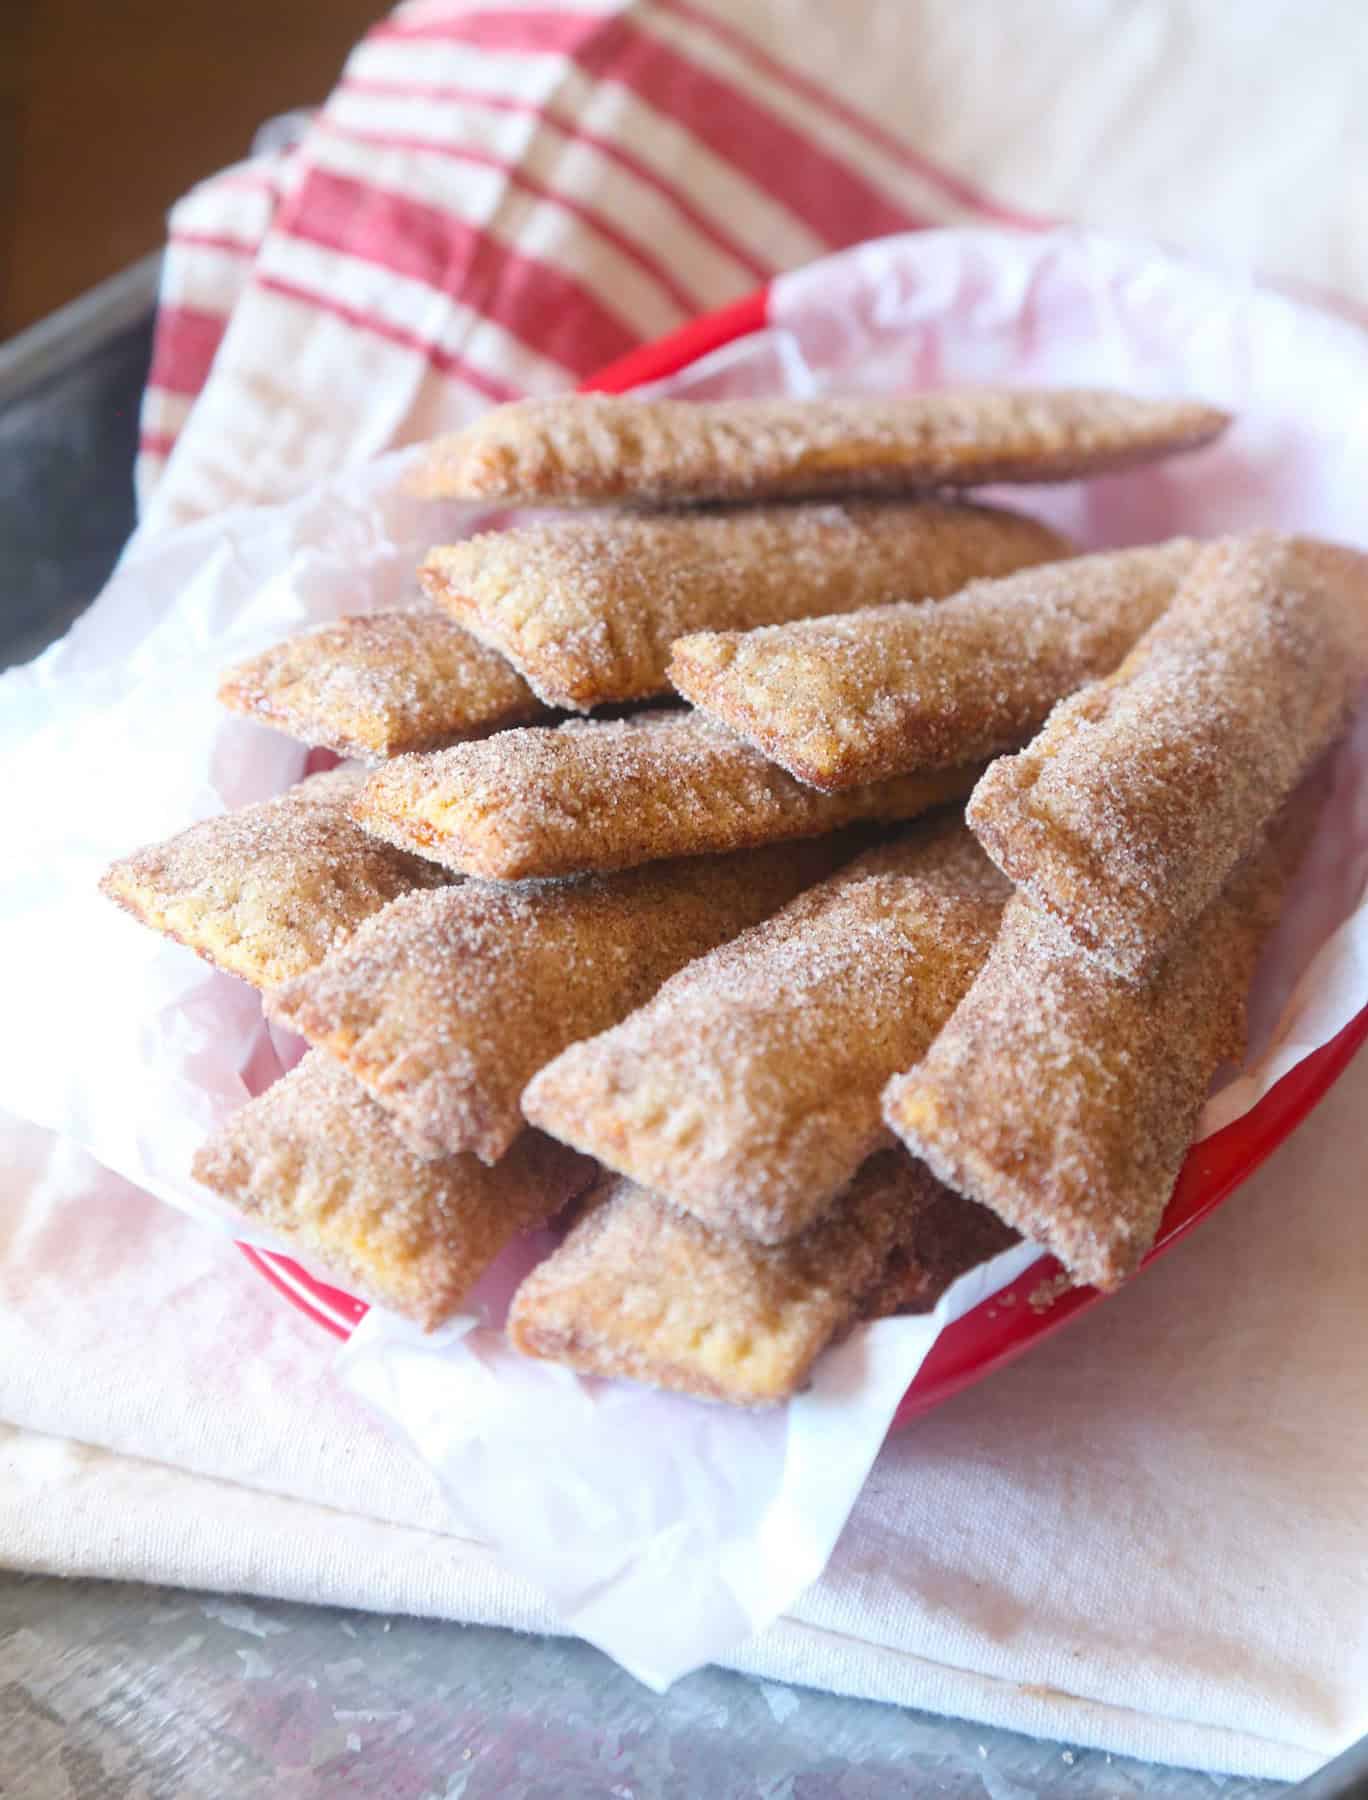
[138,1,1045,526]
[137,0,1368,531]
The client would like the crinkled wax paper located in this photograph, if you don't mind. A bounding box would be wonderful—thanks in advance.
[1,229,1366,1685]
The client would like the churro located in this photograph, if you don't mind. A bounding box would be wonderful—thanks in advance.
[883,809,1315,1291]
[670,541,1199,791]
[354,710,982,880]
[193,1053,594,1328]
[99,772,450,991]
[523,819,1009,1242]
[269,840,844,1166]
[967,534,1368,979]
[507,1153,1018,1406]
[421,500,1069,710]
[417,390,1229,507]
[218,608,545,762]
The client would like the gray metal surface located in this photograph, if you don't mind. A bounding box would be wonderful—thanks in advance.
[0,1573,1286,1799]
[0,255,159,669]
[0,266,1314,1800]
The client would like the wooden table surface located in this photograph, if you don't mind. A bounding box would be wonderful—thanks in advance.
[2,0,384,339]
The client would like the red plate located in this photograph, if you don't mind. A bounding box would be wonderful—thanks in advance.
[240,280,1368,1423]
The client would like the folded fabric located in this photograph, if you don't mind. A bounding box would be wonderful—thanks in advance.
[3,1066,1366,1782]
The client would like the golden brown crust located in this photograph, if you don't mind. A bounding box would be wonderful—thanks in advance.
[669,542,1199,791]
[967,534,1368,980]
[506,1153,1017,1406]
[218,609,545,762]
[193,1054,594,1329]
[99,773,451,992]
[416,391,1230,506]
[353,710,982,880]
[882,813,1314,1292]
[522,819,1009,1243]
[268,840,846,1166]
[420,500,1069,710]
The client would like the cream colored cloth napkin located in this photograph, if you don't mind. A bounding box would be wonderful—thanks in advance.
[4,1045,1366,1782]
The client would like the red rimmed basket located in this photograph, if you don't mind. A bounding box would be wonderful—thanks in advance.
[240,280,1368,1425]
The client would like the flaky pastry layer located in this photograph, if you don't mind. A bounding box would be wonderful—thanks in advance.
[218,608,544,761]
[193,1054,593,1328]
[883,808,1317,1291]
[523,817,1009,1242]
[421,499,1068,709]
[507,1153,1018,1406]
[669,541,1199,790]
[99,771,450,991]
[354,710,981,879]
[416,390,1229,507]
[269,840,846,1166]
[967,534,1368,979]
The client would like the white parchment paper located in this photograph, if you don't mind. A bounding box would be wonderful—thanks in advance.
[1,229,1366,1685]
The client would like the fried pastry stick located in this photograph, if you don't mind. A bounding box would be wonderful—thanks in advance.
[968,534,1368,980]
[193,1054,594,1329]
[523,819,1009,1242]
[883,807,1317,1292]
[420,499,1069,710]
[670,541,1199,791]
[269,839,845,1166]
[507,1153,1019,1406]
[99,770,450,991]
[416,390,1229,507]
[355,710,982,880]
[218,609,545,762]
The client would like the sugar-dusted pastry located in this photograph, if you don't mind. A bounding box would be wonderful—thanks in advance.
[218,608,545,762]
[420,500,1069,710]
[523,819,1009,1242]
[269,840,845,1166]
[967,534,1368,980]
[507,1153,1018,1406]
[416,390,1230,507]
[354,710,982,880]
[882,808,1316,1292]
[99,773,450,991]
[193,1054,594,1329]
[670,541,1199,791]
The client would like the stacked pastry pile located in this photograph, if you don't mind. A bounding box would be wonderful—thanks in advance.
[100,389,1368,1408]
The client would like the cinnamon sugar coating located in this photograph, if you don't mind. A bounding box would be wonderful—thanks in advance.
[193,1053,594,1328]
[354,710,982,880]
[416,390,1229,507]
[883,812,1315,1292]
[506,1153,1018,1406]
[523,818,1009,1243]
[268,840,845,1166]
[420,499,1068,710]
[670,541,1199,791]
[218,608,545,762]
[967,534,1368,979]
[99,772,450,992]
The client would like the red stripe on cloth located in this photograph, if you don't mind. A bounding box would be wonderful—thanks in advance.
[255,271,525,403]
[378,7,610,54]
[310,115,706,316]
[147,304,227,397]
[654,0,1052,230]
[375,10,931,245]
[169,228,261,258]
[138,430,179,461]
[338,75,773,283]
[277,166,641,374]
